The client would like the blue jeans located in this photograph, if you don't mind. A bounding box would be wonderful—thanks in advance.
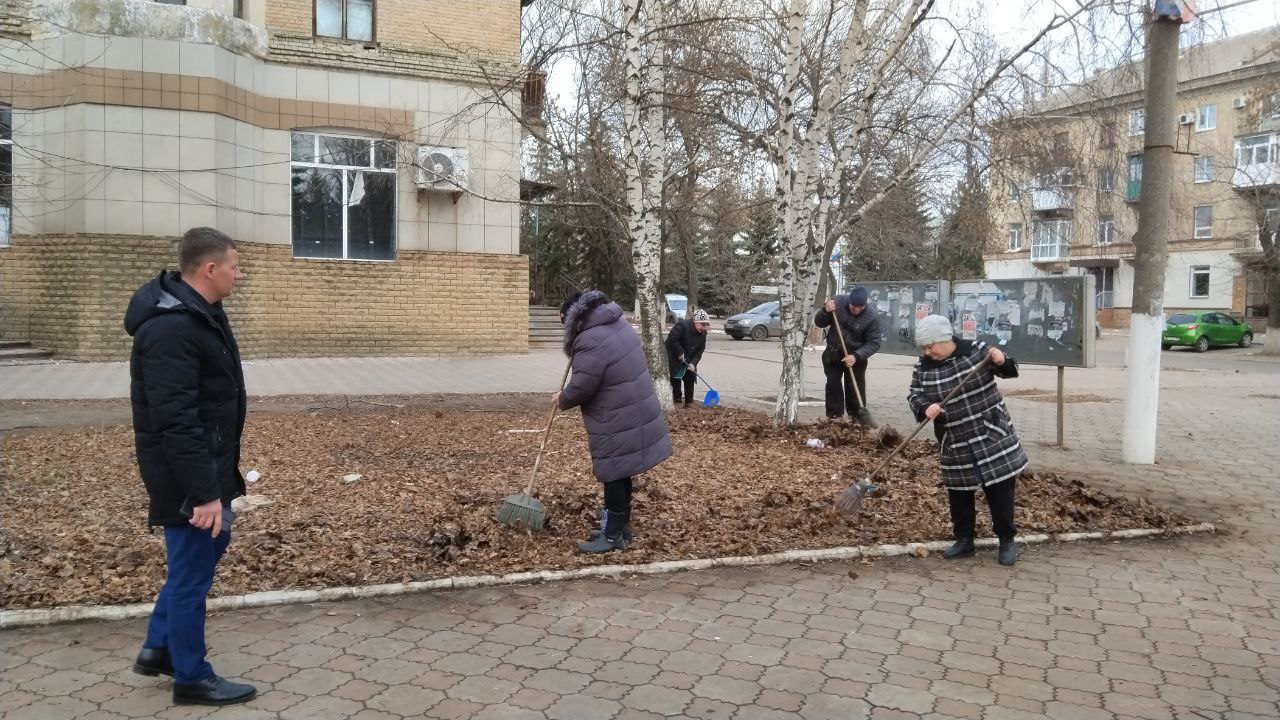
[144,519,232,684]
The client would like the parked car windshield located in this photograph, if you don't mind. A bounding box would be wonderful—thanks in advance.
[667,297,687,311]
[1167,314,1195,325]
[746,302,778,315]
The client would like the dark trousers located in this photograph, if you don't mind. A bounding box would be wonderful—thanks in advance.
[671,371,697,405]
[947,477,1016,542]
[144,520,232,684]
[822,350,867,418]
[600,476,633,536]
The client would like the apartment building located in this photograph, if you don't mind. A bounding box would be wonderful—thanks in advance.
[0,0,533,359]
[986,27,1278,329]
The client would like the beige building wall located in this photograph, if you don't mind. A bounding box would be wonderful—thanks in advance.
[986,28,1279,326]
[0,0,528,358]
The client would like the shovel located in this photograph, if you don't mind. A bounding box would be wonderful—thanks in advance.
[828,309,876,427]
[495,359,572,530]
[696,373,720,407]
[836,357,991,516]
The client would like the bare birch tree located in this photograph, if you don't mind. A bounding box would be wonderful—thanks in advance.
[692,0,1100,424]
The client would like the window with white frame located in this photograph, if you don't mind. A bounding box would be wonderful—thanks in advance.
[1236,134,1274,167]
[1271,91,1280,119]
[1008,223,1023,251]
[316,0,374,42]
[1189,265,1210,299]
[1031,219,1069,261]
[291,132,397,260]
[1097,215,1115,246]
[1008,181,1020,201]
[1,102,11,246]
[1196,104,1216,132]
[1193,156,1215,183]
[1128,108,1145,136]
[1193,205,1213,239]
[1097,167,1115,193]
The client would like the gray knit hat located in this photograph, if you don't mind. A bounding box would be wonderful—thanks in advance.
[914,315,954,346]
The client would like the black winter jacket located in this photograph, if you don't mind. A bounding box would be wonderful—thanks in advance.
[813,296,884,360]
[664,318,707,371]
[125,271,247,526]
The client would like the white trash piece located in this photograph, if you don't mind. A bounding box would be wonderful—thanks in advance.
[806,438,825,449]
[245,469,261,483]
[342,473,363,484]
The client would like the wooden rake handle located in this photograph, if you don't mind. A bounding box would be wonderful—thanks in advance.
[863,356,992,484]
[526,359,573,495]
[828,309,867,408]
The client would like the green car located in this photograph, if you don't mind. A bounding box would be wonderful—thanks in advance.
[1162,311,1253,352]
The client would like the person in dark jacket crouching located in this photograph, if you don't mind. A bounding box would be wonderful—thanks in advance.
[814,286,882,423]
[665,308,711,407]
[124,227,256,706]
[556,290,674,553]
[908,315,1028,567]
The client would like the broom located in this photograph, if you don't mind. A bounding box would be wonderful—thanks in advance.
[495,359,572,530]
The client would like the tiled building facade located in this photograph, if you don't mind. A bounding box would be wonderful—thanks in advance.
[986,28,1278,329]
[0,0,530,359]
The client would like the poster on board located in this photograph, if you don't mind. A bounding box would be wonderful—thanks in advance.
[950,276,1096,368]
[843,281,952,357]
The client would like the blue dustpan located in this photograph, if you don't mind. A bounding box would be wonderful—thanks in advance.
[697,373,720,407]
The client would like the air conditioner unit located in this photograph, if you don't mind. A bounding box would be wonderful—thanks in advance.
[414,146,470,192]
[1177,113,1194,125]
[1232,96,1247,109]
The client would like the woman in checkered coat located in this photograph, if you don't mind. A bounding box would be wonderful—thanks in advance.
[908,315,1028,566]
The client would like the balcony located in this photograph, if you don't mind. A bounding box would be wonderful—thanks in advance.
[1232,234,1267,255]
[522,70,548,126]
[1032,187,1072,213]
[1030,242,1066,263]
[1233,162,1280,190]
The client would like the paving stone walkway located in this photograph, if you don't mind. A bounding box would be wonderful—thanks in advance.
[2,338,1279,719]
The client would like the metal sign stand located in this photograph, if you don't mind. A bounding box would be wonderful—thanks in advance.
[1057,365,1065,448]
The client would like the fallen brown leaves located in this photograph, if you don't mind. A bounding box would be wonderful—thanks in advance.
[0,406,1192,609]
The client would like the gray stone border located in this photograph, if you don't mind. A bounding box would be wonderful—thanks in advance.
[0,523,1214,629]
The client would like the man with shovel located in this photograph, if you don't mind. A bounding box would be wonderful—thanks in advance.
[815,286,882,425]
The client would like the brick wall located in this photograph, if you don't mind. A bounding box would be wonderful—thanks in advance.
[0,236,529,360]
[265,0,521,72]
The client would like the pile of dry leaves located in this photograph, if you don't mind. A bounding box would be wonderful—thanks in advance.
[1,406,1192,609]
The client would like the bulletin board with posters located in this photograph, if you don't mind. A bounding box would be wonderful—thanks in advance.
[853,281,952,357]
[949,276,1097,369]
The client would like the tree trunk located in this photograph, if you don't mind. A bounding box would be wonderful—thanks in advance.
[771,0,810,426]
[1121,14,1180,464]
[1264,255,1280,355]
[622,0,672,410]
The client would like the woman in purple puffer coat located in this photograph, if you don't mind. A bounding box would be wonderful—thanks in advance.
[555,290,673,553]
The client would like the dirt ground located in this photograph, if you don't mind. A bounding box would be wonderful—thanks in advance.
[0,399,1193,610]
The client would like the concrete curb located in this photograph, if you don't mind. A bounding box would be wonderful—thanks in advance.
[0,523,1215,630]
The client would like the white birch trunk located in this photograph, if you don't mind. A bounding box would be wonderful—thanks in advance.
[771,0,810,426]
[623,0,673,410]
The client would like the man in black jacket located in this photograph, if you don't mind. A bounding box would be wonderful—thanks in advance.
[813,286,883,423]
[124,227,256,707]
[665,308,711,407]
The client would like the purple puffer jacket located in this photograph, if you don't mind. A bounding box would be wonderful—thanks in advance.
[558,290,673,482]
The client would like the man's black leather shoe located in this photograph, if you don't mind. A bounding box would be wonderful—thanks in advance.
[998,540,1017,566]
[942,537,976,559]
[173,675,257,706]
[132,647,174,677]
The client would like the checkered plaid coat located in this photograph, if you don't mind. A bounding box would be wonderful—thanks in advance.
[908,338,1028,491]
